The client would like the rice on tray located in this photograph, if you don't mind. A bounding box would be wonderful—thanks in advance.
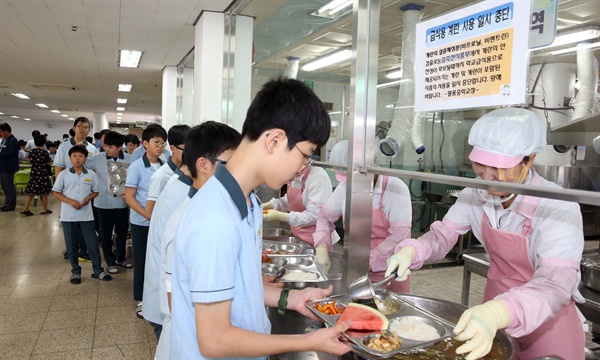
[282,272,318,281]
[389,317,439,341]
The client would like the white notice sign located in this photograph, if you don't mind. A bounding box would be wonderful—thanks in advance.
[414,0,532,112]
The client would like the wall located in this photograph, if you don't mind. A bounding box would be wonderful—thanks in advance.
[2,120,73,143]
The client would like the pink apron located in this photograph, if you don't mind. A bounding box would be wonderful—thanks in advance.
[482,176,583,359]
[287,167,316,245]
[369,176,410,293]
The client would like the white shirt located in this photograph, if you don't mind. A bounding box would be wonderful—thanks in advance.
[52,168,100,222]
[147,158,177,202]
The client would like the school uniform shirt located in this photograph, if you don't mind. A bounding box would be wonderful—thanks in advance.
[313,175,412,272]
[269,166,333,228]
[170,164,267,360]
[155,184,197,360]
[130,144,171,163]
[53,138,97,170]
[52,168,100,222]
[146,157,178,202]
[86,151,132,209]
[143,169,192,325]
[125,154,163,227]
[400,168,584,337]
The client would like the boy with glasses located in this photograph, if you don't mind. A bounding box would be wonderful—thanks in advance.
[125,124,167,319]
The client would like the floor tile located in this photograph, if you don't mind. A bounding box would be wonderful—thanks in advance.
[95,305,139,325]
[0,296,52,316]
[93,322,149,347]
[0,285,15,300]
[50,293,98,312]
[19,272,63,286]
[9,283,57,299]
[0,331,38,358]
[0,274,24,286]
[30,349,92,360]
[0,311,46,335]
[32,326,95,355]
[91,346,125,359]
[42,308,96,331]
[117,342,152,359]
[97,290,137,308]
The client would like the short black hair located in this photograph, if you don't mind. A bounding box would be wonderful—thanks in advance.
[184,121,241,179]
[63,133,69,138]
[19,139,27,146]
[141,124,167,142]
[241,76,330,149]
[73,117,90,128]
[0,123,12,132]
[94,132,101,140]
[103,131,125,147]
[34,135,46,146]
[69,129,75,136]
[100,129,110,136]
[125,134,140,145]
[32,130,41,138]
[47,141,56,149]
[68,145,88,157]
[86,136,93,143]
[167,124,191,146]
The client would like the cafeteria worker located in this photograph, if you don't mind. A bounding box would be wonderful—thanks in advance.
[313,140,412,293]
[385,107,584,359]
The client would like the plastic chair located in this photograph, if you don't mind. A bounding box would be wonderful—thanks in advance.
[14,171,30,195]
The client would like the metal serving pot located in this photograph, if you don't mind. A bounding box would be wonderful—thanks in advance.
[581,255,600,292]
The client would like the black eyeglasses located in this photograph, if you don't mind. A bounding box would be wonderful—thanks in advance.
[294,145,315,168]
[208,157,227,165]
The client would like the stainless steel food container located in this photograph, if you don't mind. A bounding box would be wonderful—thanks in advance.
[263,228,291,239]
[581,255,600,292]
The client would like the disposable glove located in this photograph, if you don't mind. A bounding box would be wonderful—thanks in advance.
[453,299,511,360]
[384,246,415,282]
[315,244,331,273]
[262,201,273,210]
[263,209,289,222]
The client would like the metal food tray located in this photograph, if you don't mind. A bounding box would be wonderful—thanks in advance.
[261,255,329,283]
[262,239,306,255]
[106,161,129,196]
[305,290,456,358]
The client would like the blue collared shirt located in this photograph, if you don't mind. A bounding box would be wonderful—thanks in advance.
[52,167,100,222]
[125,153,163,226]
[170,163,268,360]
[147,157,178,201]
[86,151,132,209]
[53,138,98,170]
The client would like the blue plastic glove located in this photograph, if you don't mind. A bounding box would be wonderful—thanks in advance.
[453,299,511,360]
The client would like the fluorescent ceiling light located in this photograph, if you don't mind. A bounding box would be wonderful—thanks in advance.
[385,69,403,79]
[11,93,30,99]
[68,117,74,120]
[117,98,127,104]
[61,114,68,117]
[35,103,48,108]
[537,26,600,50]
[118,84,132,92]
[50,109,60,113]
[302,48,352,72]
[10,115,19,118]
[328,111,341,115]
[317,0,352,15]
[550,41,600,55]
[329,0,352,15]
[117,112,123,116]
[117,117,122,120]
[116,107,125,111]
[377,79,412,89]
[0,112,4,115]
[23,118,31,121]
[119,50,143,68]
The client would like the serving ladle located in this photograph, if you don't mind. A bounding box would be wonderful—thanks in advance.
[348,270,397,302]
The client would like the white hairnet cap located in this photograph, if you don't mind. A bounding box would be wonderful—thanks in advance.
[329,140,348,182]
[468,108,546,168]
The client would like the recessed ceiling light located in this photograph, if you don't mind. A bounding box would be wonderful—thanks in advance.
[23,118,31,121]
[117,99,127,104]
[116,107,125,111]
[35,103,49,108]
[61,114,69,117]
[10,115,19,118]
[11,93,30,99]
[116,117,122,120]
[116,112,123,116]
[301,48,352,71]
[385,69,403,79]
[119,50,143,68]
[68,117,74,120]
[0,112,4,115]
[50,109,60,113]
[118,84,132,92]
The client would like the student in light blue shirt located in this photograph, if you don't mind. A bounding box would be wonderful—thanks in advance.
[169,77,352,359]
[52,145,111,284]
[87,131,132,274]
[125,124,167,319]
[130,126,171,163]
[147,122,240,356]
[145,124,190,218]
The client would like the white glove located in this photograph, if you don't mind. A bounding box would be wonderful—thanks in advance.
[384,246,415,282]
[262,201,273,210]
[453,299,511,360]
[315,244,331,273]
[263,209,289,222]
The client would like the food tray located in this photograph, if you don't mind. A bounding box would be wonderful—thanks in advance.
[106,161,129,196]
[306,290,455,358]
[262,239,306,255]
[261,255,329,283]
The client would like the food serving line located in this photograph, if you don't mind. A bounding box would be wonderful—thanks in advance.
[262,228,518,359]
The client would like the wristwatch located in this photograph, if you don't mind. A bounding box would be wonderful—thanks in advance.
[278,288,290,316]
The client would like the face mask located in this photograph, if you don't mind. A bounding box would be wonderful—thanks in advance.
[476,165,529,204]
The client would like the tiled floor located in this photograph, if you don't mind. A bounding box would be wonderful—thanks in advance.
[0,194,598,359]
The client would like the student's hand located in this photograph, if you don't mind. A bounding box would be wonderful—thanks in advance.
[70,200,81,210]
[385,246,416,282]
[262,274,284,288]
[454,300,511,360]
[80,197,90,207]
[263,209,288,222]
[288,285,333,321]
[304,320,353,355]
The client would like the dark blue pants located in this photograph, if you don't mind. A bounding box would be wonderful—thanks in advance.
[62,221,103,276]
[96,207,129,266]
[131,223,149,301]
[0,171,16,210]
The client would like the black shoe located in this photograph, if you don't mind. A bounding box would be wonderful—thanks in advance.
[70,274,82,284]
[92,272,112,281]
[0,208,15,212]
[63,250,69,259]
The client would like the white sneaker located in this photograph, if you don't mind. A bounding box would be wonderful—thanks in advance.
[136,302,143,319]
